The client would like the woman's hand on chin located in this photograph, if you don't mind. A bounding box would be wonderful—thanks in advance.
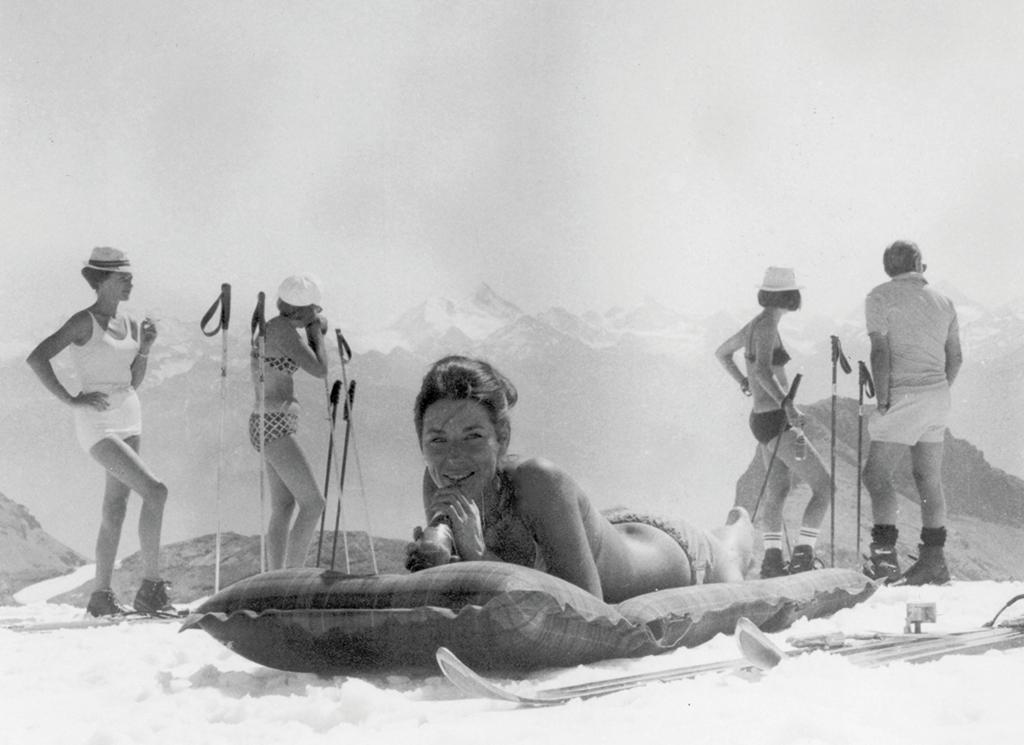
[428,488,486,560]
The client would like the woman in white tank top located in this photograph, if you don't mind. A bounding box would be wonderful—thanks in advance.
[27,247,172,618]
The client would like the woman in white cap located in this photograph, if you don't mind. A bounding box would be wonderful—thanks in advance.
[27,247,172,616]
[250,274,327,569]
[715,267,830,578]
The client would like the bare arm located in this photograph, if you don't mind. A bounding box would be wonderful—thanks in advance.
[129,317,157,389]
[267,317,327,378]
[868,331,892,411]
[714,325,750,395]
[945,321,963,386]
[26,312,91,405]
[513,459,603,598]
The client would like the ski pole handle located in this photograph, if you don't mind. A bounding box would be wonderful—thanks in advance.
[201,283,232,337]
[328,379,343,423]
[250,292,266,346]
[858,361,875,399]
[831,335,852,375]
[782,373,803,404]
[343,380,356,420]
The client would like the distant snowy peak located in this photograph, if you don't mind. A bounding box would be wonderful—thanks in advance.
[605,298,690,334]
[389,283,524,345]
[471,283,524,322]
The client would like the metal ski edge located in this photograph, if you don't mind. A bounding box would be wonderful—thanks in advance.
[3,609,189,633]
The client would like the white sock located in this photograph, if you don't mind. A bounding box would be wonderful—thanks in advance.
[797,527,820,548]
[763,532,784,551]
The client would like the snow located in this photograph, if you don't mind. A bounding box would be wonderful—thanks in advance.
[3,573,1023,745]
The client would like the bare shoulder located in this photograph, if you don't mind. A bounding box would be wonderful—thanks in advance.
[503,456,584,511]
[503,455,564,484]
[54,310,95,345]
[264,316,299,349]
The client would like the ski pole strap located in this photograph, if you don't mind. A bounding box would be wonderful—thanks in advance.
[200,283,232,337]
[250,292,266,347]
[782,373,802,404]
[858,361,875,398]
[336,329,352,363]
[831,335,852,374]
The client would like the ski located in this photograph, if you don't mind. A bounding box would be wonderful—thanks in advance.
[4,608,188,633]
[435,631,919,706]
[737,615,1024,670]
[438,595,1024,706]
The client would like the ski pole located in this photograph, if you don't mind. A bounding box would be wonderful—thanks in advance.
[316,379,343,567]
[752,374,803,523]
[329,379,356,572]
[829,335,852,567]
[856,361,875,562]
[200,283,231,592]
[325,330,353,566]
[250,292,268,573]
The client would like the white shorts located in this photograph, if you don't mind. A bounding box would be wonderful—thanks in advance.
[73,386,142,451]
[868,384,950,446]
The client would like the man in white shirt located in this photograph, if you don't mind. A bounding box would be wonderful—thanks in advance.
[862,241,962,585]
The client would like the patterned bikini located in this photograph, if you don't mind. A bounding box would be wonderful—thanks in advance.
[248,355,300,451]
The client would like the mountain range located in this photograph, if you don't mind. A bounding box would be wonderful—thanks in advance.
[1,282,1022,582]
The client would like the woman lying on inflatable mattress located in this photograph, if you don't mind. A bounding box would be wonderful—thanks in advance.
[405,356,755,603]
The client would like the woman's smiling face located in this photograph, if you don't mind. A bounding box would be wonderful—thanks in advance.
[420,398,507,497]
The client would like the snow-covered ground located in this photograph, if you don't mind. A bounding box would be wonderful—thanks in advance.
[3,572,1023,745]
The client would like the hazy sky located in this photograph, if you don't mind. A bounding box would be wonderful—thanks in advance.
[4,1,1024,348]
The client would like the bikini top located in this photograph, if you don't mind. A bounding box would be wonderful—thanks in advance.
[481,470,543,569]
[744,320,791,367]
[251,349,299,375]
[265,356,299,375]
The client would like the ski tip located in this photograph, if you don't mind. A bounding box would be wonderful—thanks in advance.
[735,617,785,670]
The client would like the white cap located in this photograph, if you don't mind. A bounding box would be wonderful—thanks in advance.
[277,273,323,307]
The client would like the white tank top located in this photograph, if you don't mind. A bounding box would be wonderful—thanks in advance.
[71,312,139,390]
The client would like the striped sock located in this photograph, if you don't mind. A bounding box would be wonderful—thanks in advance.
[797,527,820,548]
[763,532,784,551]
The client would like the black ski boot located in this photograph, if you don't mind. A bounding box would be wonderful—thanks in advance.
[896,545,950,586]
[863,543,901,583]
[788,544,817,574]
[760,548,788,578]
[134,579,174,614]
[87,588,129,617]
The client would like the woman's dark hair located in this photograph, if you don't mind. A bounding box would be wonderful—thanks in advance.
[757,289,801,311]
[277,298,320,317]
[81,267,116,290]
[414,356,518,442]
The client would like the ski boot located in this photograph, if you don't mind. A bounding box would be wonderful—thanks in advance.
[788,544,817,574]
[863,543,901,583]
[87,588,130,617]
[134,579,174,614]
[895,545,950,586]
[760,548,788,579]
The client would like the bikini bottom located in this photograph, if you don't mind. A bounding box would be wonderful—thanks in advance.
[248,411,298,452]
[603,509,713,585]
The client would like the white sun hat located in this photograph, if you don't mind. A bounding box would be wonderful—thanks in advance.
[278,273,324,307]
[758,266,803,292]
[84,246,132,272]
